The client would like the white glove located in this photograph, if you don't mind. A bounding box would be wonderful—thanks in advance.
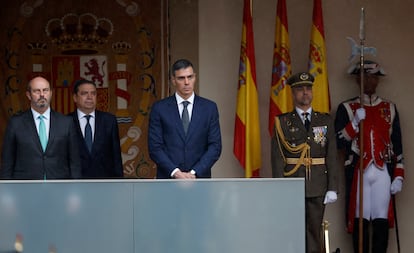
[352,108,366,126]
[323,191,337,204]
[390,177,403,195]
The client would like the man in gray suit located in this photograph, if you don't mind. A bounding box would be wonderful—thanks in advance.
[0,76,81,179]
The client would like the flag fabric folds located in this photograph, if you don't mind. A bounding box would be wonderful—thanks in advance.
[308,0,330,113]
[234,0,261,178]
[268,0,292,135]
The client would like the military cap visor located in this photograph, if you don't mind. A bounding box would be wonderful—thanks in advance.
[287,72,314,87]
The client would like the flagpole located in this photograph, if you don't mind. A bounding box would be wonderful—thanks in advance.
[358,7,365,253]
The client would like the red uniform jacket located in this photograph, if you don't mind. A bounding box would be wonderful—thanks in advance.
[335,94,404,232]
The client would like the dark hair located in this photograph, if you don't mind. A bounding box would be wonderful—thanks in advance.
[171,59,193,77]
[72,79,96,94]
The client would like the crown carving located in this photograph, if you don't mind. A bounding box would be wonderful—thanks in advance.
[112,41,132,55]
[27,42,47,55]
[45,13,114,55]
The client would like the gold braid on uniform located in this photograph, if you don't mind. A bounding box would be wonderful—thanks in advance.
[275,116,311,177]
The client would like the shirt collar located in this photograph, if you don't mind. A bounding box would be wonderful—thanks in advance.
[175,93,195,105]
[31,107,51,120]
[295,107,312,117]
[77,109,96,120]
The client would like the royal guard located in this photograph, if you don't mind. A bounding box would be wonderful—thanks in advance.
[335,60,404,253]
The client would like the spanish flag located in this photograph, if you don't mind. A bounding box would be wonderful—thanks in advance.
[308,0,330,113]
[268,0,292,135]
[234,0,261,178]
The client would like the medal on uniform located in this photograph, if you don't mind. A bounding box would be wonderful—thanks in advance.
[312,126,327,147]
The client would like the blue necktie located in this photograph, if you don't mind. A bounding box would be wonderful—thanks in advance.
[182,101,190,134]
[84,115,93,152]
[38,115,47,152]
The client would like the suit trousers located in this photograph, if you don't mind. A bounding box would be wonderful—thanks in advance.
[305,196,325,253]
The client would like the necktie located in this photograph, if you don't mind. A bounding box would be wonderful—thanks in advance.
[38,115,48,151]
[302,112,310,131]
[182,101,190,134]
[84,115,93,152]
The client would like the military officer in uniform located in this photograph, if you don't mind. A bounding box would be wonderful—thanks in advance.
[271,72,339,253]
[335,60,404,253]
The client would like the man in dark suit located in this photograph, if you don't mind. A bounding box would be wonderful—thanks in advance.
[0,76,81,179]
[271,72,338,253]
[69,79,123,178]
[148,59,222,179]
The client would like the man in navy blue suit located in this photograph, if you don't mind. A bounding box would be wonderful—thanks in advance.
[69,79,123,178]
[148,59,222,179]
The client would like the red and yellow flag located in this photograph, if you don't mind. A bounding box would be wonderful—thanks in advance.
[308,0,330,113]
[234,0,261,178]
[268,0,292,135]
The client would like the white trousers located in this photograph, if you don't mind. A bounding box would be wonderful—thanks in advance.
[355,162,391,219]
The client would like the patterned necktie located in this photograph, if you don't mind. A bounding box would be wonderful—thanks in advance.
[302,112,310,131]
[38,115,48,151]
[182,101,190,134]
[84,115,93,152]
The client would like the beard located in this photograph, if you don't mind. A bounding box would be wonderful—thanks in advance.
[35,97,48,108]
[297,97,312,107]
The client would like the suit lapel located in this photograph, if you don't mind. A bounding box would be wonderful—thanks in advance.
[47,111,57,152]
[168,96,186,140]
[185,96,201,138]
[291,110,307,133]
[92,111,104,154]
[25,111,44,152]
[72,111,90,154]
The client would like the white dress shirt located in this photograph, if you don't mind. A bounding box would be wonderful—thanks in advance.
[77,109,95,141]
[32,108,51,138]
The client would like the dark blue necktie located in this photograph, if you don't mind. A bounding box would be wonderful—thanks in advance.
[302,112,310,131]
[182,101,190,134]
[84,115,93,152]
